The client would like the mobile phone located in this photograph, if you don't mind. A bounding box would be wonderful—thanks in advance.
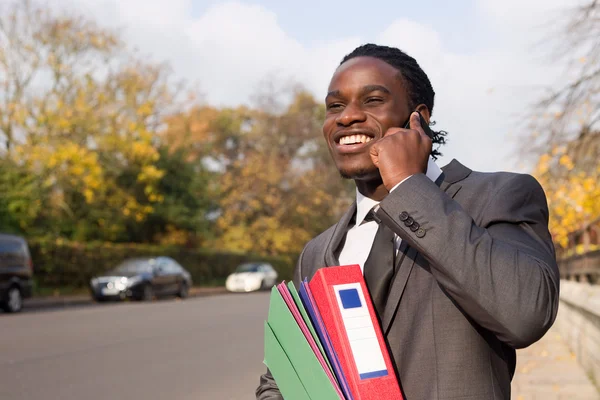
[403,111,434,140]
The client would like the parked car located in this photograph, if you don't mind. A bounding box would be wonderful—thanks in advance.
[225,262,278,293]
[89,257,192,302]
[0,234,33,313]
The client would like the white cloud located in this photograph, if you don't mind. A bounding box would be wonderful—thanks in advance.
[19,0,575,172]
[374,18,560,171]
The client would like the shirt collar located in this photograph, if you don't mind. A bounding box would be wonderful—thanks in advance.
[355,157,443,226]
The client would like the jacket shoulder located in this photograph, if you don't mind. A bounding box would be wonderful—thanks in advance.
[296,223,337,280]
[462,168,543,195]
[302,223,336,257]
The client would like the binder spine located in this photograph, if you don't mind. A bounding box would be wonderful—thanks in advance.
[310,266,404,400]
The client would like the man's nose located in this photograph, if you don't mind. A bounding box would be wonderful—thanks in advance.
[336,103,367,127]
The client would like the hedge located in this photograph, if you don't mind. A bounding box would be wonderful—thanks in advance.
[29,239,296,289]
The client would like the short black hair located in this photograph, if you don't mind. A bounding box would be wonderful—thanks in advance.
[340,43,447,159]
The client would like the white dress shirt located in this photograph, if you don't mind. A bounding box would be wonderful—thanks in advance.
[338,158,443,273]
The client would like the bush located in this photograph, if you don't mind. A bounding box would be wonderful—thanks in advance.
[29,239,296,289]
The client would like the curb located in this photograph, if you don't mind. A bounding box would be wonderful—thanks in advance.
[23,286,229,311]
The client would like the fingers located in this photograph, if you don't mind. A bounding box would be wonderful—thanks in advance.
[384,111,432,142]
[383,127,402,138]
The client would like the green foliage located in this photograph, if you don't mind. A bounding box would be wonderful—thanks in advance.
[29,239,295,289]
[0,159,46,235]
[126,146,217,245]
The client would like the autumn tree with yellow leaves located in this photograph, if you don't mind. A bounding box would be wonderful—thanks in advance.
[0,1,211,243]
[530,0,600,253]
[162,89,353,256]
[0,2,353,257]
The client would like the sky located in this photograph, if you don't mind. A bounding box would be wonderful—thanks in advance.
[33,0,582,172]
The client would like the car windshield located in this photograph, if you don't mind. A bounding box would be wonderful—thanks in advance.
[112,259,154,275]
[236,263,262,273]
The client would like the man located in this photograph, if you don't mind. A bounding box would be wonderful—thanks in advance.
[256,43,559,400]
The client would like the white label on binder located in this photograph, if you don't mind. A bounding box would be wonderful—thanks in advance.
[333,283,388,379]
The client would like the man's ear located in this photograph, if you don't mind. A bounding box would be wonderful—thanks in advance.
[415,104,431,124]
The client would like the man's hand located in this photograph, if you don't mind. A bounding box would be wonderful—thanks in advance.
[369,111,432,191]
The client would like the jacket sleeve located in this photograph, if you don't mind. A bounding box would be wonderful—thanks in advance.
[256,247,306,399]
[377,173,560,349]
[255,369,283,400]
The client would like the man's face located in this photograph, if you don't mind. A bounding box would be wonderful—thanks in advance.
[323,56,411,180]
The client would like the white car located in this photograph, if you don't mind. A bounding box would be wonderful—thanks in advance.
[225,262,278,293]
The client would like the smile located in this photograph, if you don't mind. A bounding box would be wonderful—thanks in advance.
[333,132,376,154]
[338,134,373,145]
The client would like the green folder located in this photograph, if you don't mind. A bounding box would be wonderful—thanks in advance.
[264,322,311,400]
[264,286,340,400]
[286,281,334,375]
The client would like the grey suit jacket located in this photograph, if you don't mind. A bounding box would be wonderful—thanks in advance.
[256,159,559,400]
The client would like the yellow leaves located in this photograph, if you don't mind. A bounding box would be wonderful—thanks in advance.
[138,165,165,187]
[130,141,159,162]
[215,217,312,256]
[559,154,574,170]
[136,102,154,117]
[155,225,189,246]
[83,189,94,203]
[147,193,164,203]
[536,154,552,175]
[535,147,600,250]
[296,204,310,215]
[582,178,595,192]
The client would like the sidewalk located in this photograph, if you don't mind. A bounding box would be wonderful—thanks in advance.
[512,324,599,399]
[23,286,229,310]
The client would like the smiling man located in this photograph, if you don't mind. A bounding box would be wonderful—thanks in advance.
[256,43,559,400]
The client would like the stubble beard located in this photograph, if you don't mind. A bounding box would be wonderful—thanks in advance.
[338,167,380,181]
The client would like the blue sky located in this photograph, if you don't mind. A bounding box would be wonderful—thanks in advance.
[43,0,577,172]
[191,0,487,52]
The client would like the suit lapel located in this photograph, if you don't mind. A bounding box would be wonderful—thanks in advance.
[381,241,416,334]
[324,202,356,267]
[381,159,472,335]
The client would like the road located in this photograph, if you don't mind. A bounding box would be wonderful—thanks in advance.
[0,293,270,400]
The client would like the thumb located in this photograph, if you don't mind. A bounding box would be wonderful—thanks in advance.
[408,111,422,131]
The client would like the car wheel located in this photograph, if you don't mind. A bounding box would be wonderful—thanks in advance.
[1,286,23,313]
[177,283,189,299]
[142,285,154,301]
[92,295,106,303]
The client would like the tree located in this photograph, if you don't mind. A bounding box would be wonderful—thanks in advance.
[126,145,217,246]
[533,132,600,250]
[527,0,600,156]
[0,1,201,242]
[0,158,46,234]
[529,1,600,252]
[209,88,353,256]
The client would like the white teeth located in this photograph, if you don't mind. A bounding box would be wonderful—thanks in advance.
[339,134,371,145]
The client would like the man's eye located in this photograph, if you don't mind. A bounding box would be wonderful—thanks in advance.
[365,97,383,104]
[327,103,344,111]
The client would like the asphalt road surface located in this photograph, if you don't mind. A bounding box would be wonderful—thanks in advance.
[0,293,270,400]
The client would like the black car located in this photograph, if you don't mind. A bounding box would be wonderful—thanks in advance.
[89,257,192,302]
[0,234,33,313]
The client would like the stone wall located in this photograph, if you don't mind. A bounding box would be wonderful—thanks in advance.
[554,280,600,389]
